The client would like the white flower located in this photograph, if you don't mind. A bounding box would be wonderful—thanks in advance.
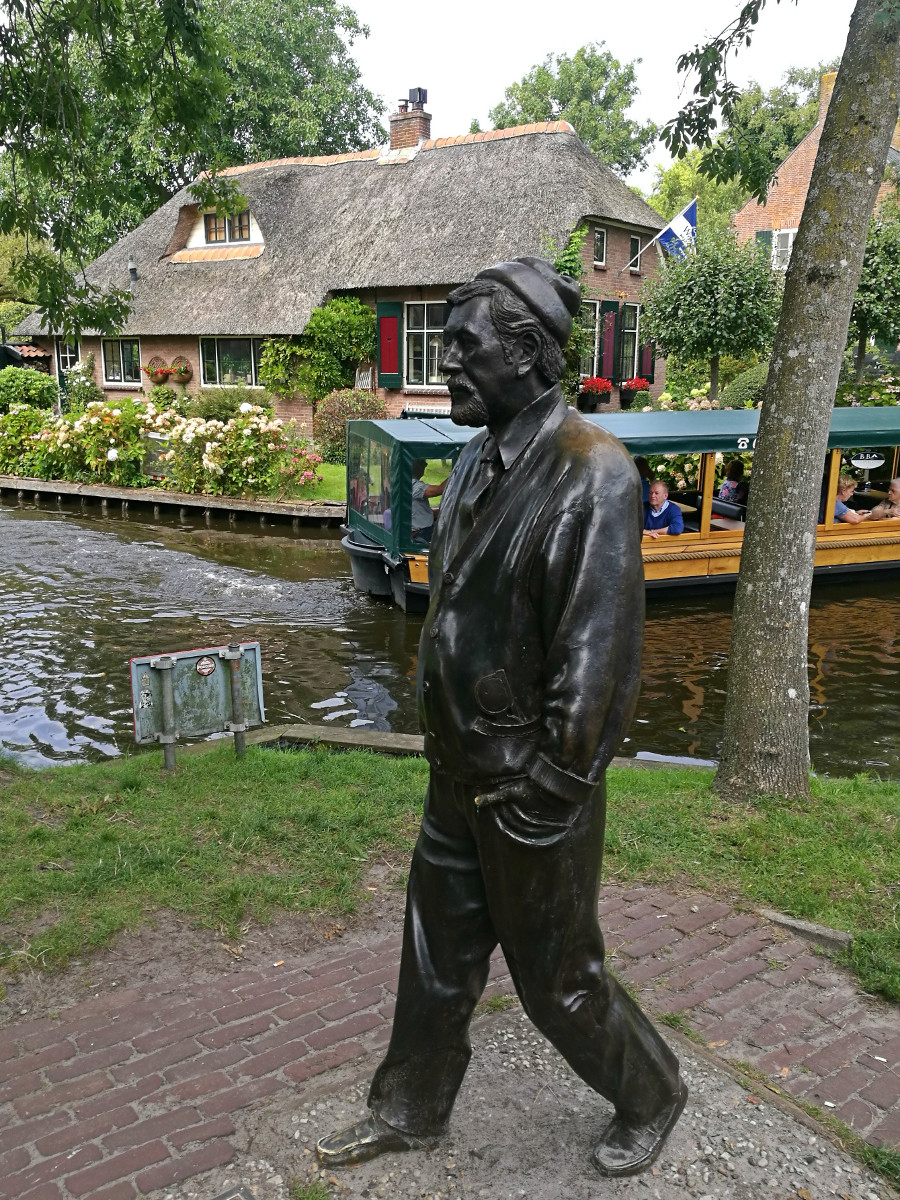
[239,402,253,413]
[112,408,121,416]
[90,417,99,425]
[107,448,119,461]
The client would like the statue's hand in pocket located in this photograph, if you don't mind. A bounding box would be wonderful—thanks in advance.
[475,777,576,846]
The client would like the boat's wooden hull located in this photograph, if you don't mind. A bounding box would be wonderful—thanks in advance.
[345,525,900,607]
[642,525,900,593]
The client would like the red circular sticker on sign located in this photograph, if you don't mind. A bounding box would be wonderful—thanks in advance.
[196,656,217,676]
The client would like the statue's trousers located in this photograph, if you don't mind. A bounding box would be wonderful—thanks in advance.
[368,769,681,1136]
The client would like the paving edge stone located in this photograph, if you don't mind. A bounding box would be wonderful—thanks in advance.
[182,725,717,767]
[758,908,853,951]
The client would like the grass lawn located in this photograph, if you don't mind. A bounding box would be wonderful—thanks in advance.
[0,750,898,1001]
[295,461,346,502]
[295,457,455,505]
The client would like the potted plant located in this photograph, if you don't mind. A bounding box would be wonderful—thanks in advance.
[141,361,172,386]
[577,376,613,413]
[619,376,651,409]
[169,356,193,385]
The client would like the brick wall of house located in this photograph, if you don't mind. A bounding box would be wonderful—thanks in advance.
[734,72,900,244]
[70,335,204,403]
[580,221,668,409]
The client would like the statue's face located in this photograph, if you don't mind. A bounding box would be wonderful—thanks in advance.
[440,296,522,428]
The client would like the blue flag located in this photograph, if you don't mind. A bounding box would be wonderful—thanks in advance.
[657,199,698,259]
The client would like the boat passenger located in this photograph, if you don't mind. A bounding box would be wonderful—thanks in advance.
[634,456,655,503]
[644,480,684,539]
[871,478,900,520]
[834,475,871,525]
[411,459,448,545]
[718,460,748,505]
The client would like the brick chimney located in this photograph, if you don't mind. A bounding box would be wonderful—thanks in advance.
[818,71,837,125]
[390,88,431,150]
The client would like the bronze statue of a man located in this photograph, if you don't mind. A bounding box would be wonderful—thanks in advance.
[318,257,686,1178]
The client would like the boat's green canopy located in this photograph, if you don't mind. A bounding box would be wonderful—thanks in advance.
[346,408,900,554]
[589,406,900,453]
[345,418,475,556]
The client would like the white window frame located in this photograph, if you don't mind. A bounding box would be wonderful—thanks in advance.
[629,235,643,274]
[621,304,641,380]
[198,336,266,387]
[203,209,253,246]
[101,338,142,386]
[593,227,607,268]
[579,300,600,377]
[404,302,448,388]
[772,228,798,271]
[55,338,80,377]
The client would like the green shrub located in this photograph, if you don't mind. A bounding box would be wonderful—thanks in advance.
[835,376,900,406]
[186,386,274,423]
[721,360,769,409]
[64,353,103,412]
[314,388,386,464]
[0,365,58,414]
[259,298,376,404]
[148,384,180,411]
[665,353,760,398]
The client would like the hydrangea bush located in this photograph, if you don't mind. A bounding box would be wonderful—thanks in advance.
[0,399,322,498]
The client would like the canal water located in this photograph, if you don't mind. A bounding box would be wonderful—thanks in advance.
[1,500,898,776]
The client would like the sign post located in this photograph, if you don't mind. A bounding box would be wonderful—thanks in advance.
[130,642,265,769]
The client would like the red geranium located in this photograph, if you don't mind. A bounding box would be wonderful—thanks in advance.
[582,376,613,395]
[621,376,651,392]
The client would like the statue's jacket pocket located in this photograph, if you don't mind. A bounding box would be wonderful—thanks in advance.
[472,670,540,737]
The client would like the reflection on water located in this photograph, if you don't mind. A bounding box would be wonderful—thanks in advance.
[1,500,898,776]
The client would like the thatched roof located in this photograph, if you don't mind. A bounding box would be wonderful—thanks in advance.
[19,123,665,338]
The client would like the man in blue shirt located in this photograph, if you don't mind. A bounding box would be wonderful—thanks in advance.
[643,481,684,538]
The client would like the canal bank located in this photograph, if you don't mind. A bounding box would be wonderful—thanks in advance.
[0,474,346,529]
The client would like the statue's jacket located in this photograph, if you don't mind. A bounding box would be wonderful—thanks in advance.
[418,388,645,805]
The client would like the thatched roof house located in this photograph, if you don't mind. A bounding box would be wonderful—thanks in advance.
[21,95,667,414]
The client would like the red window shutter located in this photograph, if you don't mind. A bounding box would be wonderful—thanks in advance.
[376,302,403,388]
[598,300,620,382]
[379,316,398,374]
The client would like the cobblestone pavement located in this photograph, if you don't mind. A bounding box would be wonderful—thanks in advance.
[0,883,897,1199]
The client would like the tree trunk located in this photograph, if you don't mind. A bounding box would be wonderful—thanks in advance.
[855,327,868,382]
[709,354,720,404]
[714,0,900,803]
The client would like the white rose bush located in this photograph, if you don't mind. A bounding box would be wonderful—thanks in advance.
[0,398,323,498]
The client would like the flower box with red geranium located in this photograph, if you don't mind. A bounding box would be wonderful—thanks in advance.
[619,376,651,410]
[577,376,613,413]
[582,376,613,395]
[141,363,173,386]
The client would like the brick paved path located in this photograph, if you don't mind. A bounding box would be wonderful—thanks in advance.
[0,883,897,1199]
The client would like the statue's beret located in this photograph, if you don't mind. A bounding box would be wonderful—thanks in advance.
[475,256,582,348]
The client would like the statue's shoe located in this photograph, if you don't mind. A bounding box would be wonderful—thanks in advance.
[591,1081,688,1178]
[316,1114,427,1168]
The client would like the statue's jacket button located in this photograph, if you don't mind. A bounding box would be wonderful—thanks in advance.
[442,570,454,585]
[430,624,439,639]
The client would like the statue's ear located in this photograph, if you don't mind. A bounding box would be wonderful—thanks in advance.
[513,331,541,377]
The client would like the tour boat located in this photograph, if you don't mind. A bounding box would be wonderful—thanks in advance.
[341,408,900,611]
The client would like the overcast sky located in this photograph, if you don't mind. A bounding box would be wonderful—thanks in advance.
[348,0,856,191]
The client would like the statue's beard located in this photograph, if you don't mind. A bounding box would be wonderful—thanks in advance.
[449,381,490,427]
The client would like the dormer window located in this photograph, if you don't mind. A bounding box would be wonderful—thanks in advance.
[204,209,252,245]
[230,211,251,241]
